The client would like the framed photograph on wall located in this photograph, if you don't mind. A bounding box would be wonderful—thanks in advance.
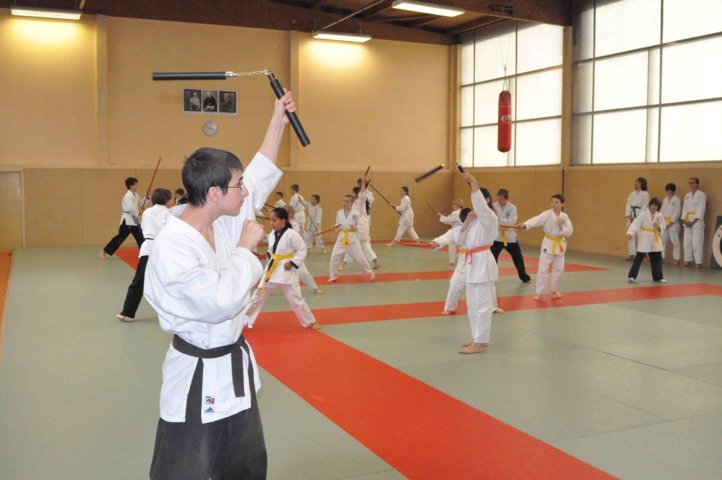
[183,89,202,112]
[201,90,218,113]
[219,91,237,115]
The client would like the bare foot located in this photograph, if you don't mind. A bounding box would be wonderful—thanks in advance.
[463,341,488,348]
[459,343,486,354]
[494,306,505,314]
[310,322,322,330]
[372,260,381,269]
[448,262,455,266]
[99,250,107,260]
[551,291,563,299]
[625,256,633,261]
[387,241,398,247]
[329,277,338,283]
[441,310,455,316]
[694,264,702,269]
[314,288,323,295]
[533,295,541,301]
[116,314,128,322]
[338,264,345,272]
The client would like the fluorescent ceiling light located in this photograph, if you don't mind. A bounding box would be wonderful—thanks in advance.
[312,32,372,43]
[391,0,465,17]
[11,6,83,20]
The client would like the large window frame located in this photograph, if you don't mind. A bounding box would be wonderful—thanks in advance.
[573,0,722,165]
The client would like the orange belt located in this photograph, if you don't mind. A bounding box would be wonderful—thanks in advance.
[465,245,491,264]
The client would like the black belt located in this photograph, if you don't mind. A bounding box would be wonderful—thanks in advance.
[631,205,641,218]
[172,334,253,398]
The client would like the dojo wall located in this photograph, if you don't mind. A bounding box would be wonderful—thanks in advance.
[0,10,451,248]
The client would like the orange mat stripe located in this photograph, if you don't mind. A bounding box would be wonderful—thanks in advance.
[0,253,11,356]
[246,328,615,479]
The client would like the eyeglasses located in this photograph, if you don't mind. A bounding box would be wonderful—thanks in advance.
[227,177,244,189]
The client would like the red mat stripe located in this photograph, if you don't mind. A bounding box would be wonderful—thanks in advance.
[254,283,722,329]
[247,329,614,479]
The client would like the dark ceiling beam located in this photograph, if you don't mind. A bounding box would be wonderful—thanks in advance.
[448,16,506,35]
[358,0,393,19]
[76,0,453,44]
[369,13,432,23]
[408,0,571,26]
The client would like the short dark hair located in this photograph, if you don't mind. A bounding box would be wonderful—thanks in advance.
[276,191,284,198]
[459,207,472,222]
[401,186,409,194]
[665,183,676,192]
[152,188,172,206]
[689,177,700,185]
[356,178,363,185]
[636,177,648,191]
[552,193,565,203]
[480,187,492,208]
[291,184,299,192]
[649,197,662,208]
[175,188,185,196]
[352,186,361,195]
[312,194,320,202]
[497,188,509,198]
[272,207,289,221]
[182,147,242,207]
[125,177,138,189]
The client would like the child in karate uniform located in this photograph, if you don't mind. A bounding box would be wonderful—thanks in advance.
[329,194,375,282]
[244,207,320,329]
[660,183,681,265]
[285,205,322,294]
[627,198,667,283]
[517,194,573,301]
[436,199,464,265]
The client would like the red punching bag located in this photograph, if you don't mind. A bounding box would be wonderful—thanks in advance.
[498,90,512,153]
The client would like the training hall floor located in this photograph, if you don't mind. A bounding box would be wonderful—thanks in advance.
[1,243,722,479]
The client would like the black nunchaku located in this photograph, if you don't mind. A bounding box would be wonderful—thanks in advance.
[152,70,310,147]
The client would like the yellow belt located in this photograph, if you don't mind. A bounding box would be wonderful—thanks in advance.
[262,252,294,285]
[458,248,468,254]
[641,227,661,245]
[500,227,512,247]
[683,211,696,222]
[544,234,564,254]
[664,216,672,223]
[341,228,353,247]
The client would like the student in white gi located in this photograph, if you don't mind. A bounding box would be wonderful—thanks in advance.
[329,194,375,282]
[273,191,286,208]
[244,207,321,329]
[388,186,419,246]
[116,188,172,322]
[436,199,464,265]
[660,182,681,265]
[627,197,667,283]
[305,194,327,253]
[285,205,322,294]
[625,177,650,260]
[289,184,308,241]
[144,91,295,480]
[455,174,498,354]
[352,180,380,268]
[431,207,471,315]
[517,193,573,301]
[491,189,531,283]
[100,176,146,259]
[682,177,707,268]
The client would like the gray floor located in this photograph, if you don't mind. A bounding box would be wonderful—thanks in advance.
[1,245,721,479]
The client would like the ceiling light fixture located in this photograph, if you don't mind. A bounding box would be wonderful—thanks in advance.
[11,6,83,20]
[312,31,372,43]
[391,0,465,17]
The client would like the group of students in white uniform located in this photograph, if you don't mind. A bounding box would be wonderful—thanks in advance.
[98,90,711,478]
[624,176,708,283]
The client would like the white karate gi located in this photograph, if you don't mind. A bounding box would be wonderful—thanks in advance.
[138,204,170,258]
[120,189,143,226]
[273,199,286,208]
[625,190,650,256]
[627,210,665,253]
[660,195,681,260]
[305,203,325,251]
[433,227,466,312]
[244,226,317,328]
[439,209,461,263]
[492,201,519,245]
[523,209,573,295]
[348,191,378,263]
[289,192,307,240]
[329,208,374,281]
[290,219,319,290]
[393,195,419,242]
[144,152,281,424]
[682,189,707,265]
[456,190,499,344]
